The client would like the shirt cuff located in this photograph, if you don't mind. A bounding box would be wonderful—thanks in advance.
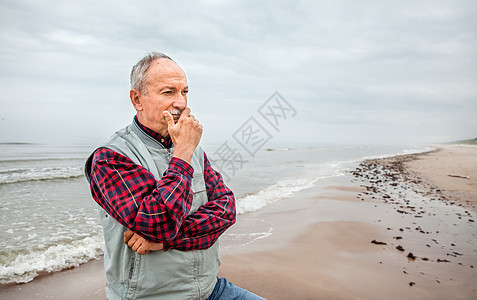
[168,157,194,177]
[162,241,173,251]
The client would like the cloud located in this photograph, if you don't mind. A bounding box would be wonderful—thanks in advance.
[0,0,476,145]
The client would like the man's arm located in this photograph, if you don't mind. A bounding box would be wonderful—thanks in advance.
[124,152,236,252]
[89,147,195,243]
[162,152,236,250]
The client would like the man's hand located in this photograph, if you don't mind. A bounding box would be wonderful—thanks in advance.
[163,107,202,164]
[124,230,164,255]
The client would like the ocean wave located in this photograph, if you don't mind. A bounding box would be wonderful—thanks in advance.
[401,147,436,155]
[236,177,319,214]
[220,225,273,250]
[0,142,39,145]
[0,235,104,284]
[360,146,436,161]
[0,166,85,184]
[265,147,293,151]
[0,157,85,164]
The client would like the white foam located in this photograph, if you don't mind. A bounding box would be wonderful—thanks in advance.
[221,226,274,250]
[265,147,292,151]
[236,177,319,214]
[0,166,84,184]
[0,234,104,284]
[360,146,435,161]
[402,146,436,155]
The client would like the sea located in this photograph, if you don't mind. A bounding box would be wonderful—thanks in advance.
[0,141,434,284]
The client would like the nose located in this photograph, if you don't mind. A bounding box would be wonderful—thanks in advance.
[172,93,187,110]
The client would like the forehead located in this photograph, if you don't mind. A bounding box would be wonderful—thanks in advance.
[146,58,187,86]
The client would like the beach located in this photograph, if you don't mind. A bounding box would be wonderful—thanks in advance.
[218,144,477,299]
[1,144,476,299]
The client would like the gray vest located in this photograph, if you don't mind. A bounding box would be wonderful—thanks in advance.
[85,121,219,300]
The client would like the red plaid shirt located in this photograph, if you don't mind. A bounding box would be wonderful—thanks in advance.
[88,118,236,251]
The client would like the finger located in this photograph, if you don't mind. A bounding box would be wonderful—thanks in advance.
[132,239,141,252]
[127,234,139,248]
[188,114,201,126]
[124,230,134,243]
[163,111,175,129]
[178,107,191,121]
[151,243,164,251]
[137,244,150,255]
[137,246,145,255]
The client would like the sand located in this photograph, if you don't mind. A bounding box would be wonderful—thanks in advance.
[218,144,477,299]
[406,145,477,206]
[1,144,476,299]
[0,259,105,300]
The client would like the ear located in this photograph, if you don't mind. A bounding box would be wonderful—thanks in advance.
[130,89,143,111]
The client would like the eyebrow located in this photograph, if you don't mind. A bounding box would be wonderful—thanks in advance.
[160,86,177,91]
[159,86,188,91]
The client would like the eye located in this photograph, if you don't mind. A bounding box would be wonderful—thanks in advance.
[182,90,189,95]
[162,90,172,95]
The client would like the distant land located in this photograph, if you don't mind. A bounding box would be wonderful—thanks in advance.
[451,138,477,145]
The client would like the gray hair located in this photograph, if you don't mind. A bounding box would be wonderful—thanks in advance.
[130,52,174,94]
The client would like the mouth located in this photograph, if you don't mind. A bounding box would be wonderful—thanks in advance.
[169,110,182,123]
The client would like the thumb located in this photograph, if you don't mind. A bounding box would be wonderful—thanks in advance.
[163,111,174,129]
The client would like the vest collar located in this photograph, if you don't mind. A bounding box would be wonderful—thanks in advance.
[132,116,173,149]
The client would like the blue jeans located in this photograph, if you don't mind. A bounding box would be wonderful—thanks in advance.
[207,277,265,300]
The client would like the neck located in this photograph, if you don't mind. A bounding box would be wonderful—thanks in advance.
[136,114,169,137]
[136,114,169,138]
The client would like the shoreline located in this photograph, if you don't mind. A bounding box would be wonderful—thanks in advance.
[218,144,477,299]
[0,258,105,300]
[2,145,476,299]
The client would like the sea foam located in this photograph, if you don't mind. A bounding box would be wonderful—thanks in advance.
[0,166,84,184]
[235,171,340,214]
[0,235,104,284]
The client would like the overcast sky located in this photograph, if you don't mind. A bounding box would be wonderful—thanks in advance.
[1,0,476,147]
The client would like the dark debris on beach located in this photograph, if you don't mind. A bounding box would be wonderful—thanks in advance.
[350,151,476,287]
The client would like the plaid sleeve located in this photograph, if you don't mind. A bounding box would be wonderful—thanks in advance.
[163,152,236,251]
[88,147,194,243]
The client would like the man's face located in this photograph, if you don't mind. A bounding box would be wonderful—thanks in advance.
[132,58,188,137]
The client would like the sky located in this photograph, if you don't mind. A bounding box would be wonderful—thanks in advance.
[1,0,476,147]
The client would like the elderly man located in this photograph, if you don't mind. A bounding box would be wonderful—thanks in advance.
[85,52,263,299]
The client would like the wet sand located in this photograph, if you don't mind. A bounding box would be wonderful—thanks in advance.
[0,258,105,300]
[218,144,477,299]
[1,144,476,299]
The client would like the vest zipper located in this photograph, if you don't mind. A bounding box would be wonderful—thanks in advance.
[193,250,201,298]
[129,257,135,279]
[133,121,167,150]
